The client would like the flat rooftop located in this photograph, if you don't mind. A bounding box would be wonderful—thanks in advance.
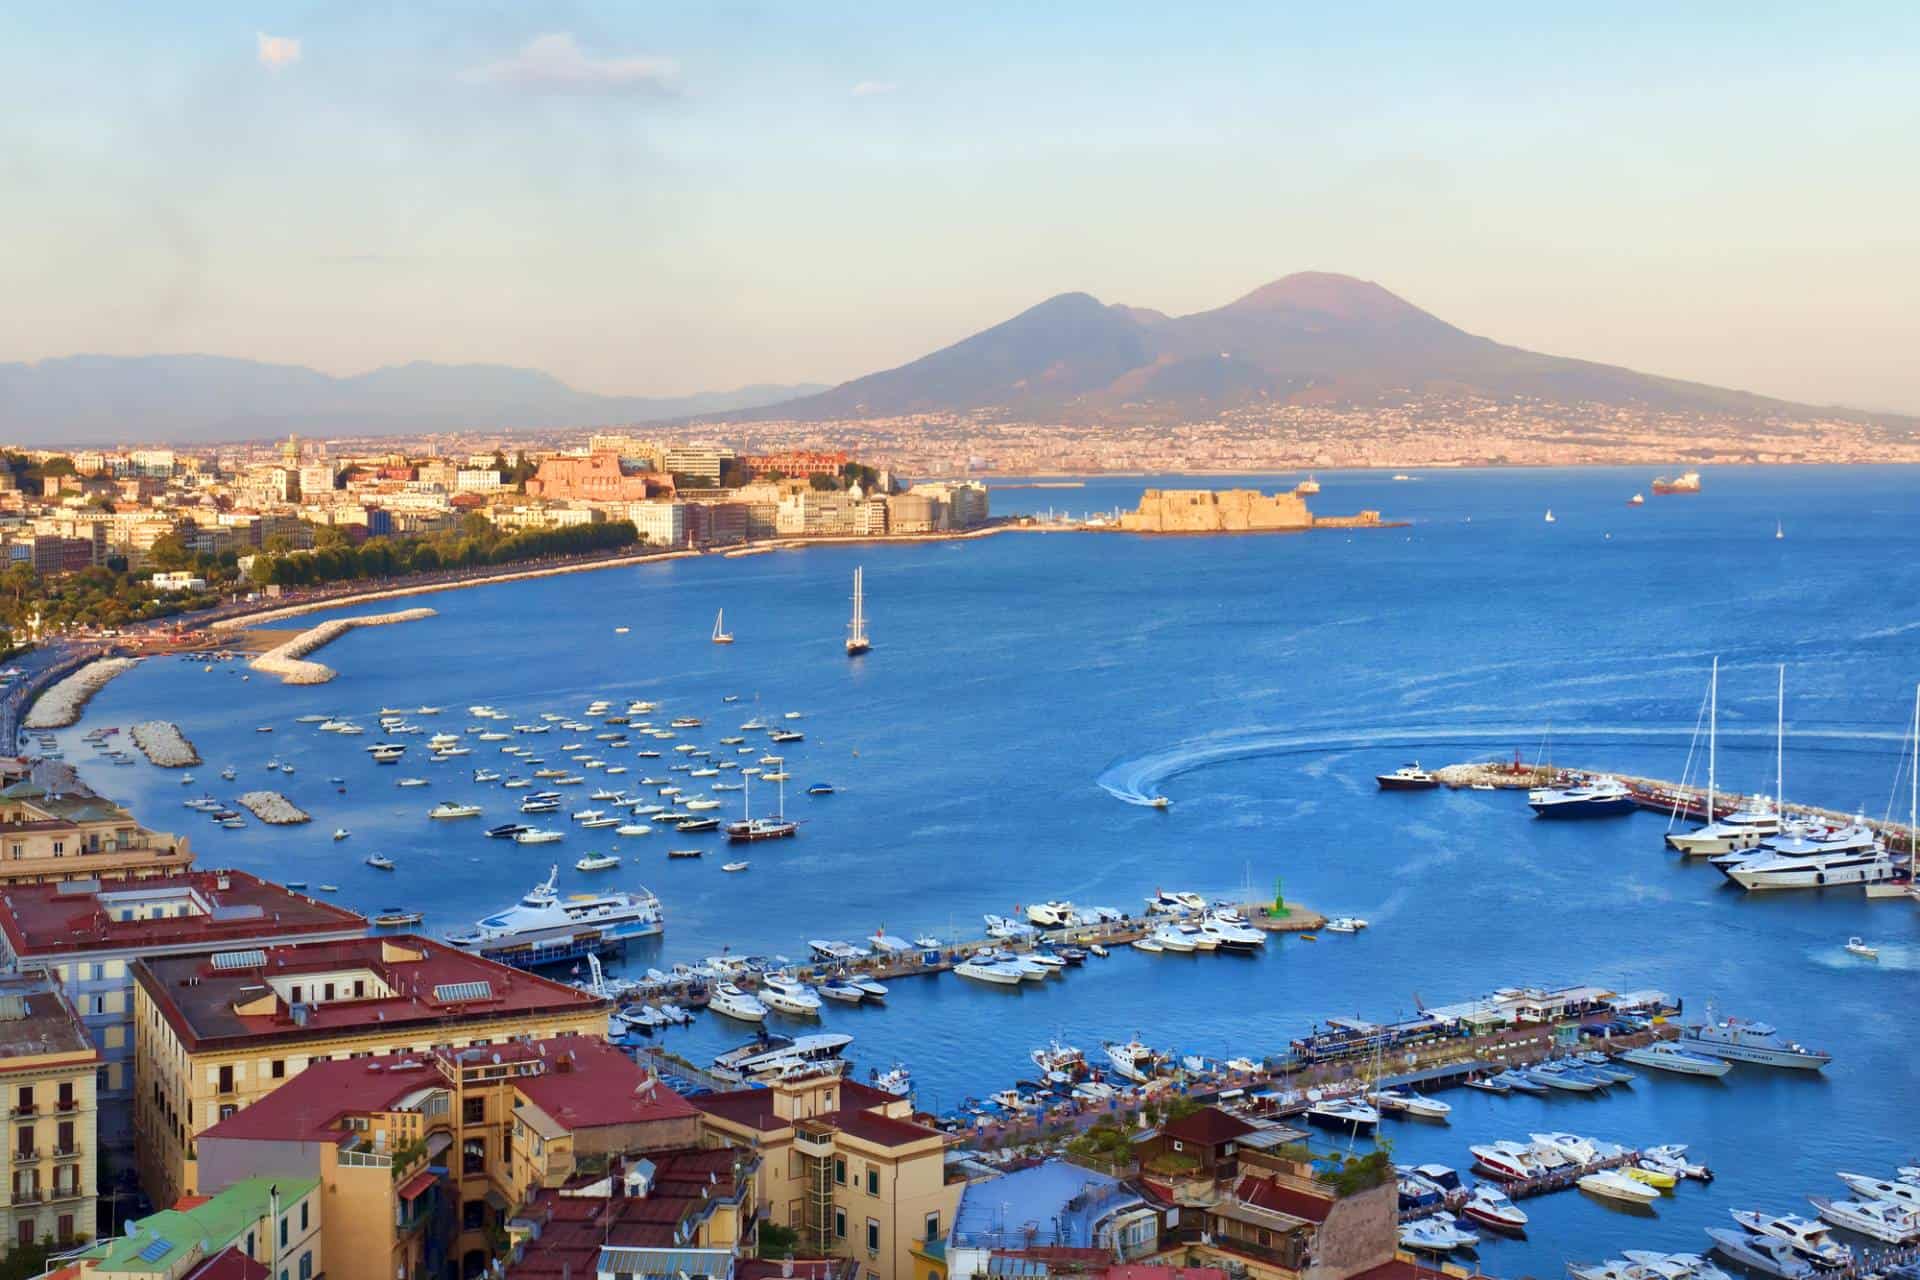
[135,935,607,1051]
[953,1161,1136,1248]
[0,972,95,1068]
[0,868,366,959]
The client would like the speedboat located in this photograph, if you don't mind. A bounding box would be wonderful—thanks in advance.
[1579,1170,1661,1205]
[1370,1089,1451,1121]
[1465,1074,1512,1095]
[1810,1197,1920,1244]
[513,828,564,844]
[1306,1097,1380,1134]
[365,854,395,871]
[1620,1252,1730,1280]
[1626,1164,1679,1190]
[429,801,482,819]
[846,976,887,1000]
[1461,1184,1529,1234]
[331,827,350,841]
[574,853,620,871]
[486,822,531,840]
[1529,775,1636,818]
[817,979,865,1004]
[1398,1213,1478,1253]
[708,983,769,1022]
[1843,936,1879,959]
[1618,1042,1732,1077]
[1131,937,1165,953]
[955,957,1023,985]
[1835,1173,1920,1209]
[1493,1068,1547,1094]
[1377,762,1440,791]
[759,975,822,1016]
[1527,1061,1601,1092]
[1707,1229,1817,1280]
[1642,1145,1714,1183]
[1729,1211,1853,1267]
[1472,1141,1548,1180]
[1149,924,1198,952]
[1324,916,1369,933]
[1531,1132,1603,1166]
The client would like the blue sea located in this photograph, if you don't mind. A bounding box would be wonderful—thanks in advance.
[51,464,1920,1272]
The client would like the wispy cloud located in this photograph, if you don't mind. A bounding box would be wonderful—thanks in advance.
[850,80,899,97]
[257,33,302,70]
[461,32,678,95]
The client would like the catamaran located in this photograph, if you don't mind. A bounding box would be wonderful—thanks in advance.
[846,566,871,656]
[711,609,734,645]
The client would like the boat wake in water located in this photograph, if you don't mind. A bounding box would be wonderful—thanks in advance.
[1096,723,1910,806]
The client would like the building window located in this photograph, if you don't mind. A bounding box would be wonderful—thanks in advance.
[299,1252,313,1280]
[57,1121,73,1155]
[279,1215,288,1248]
[866,1167,879,1196]
[833,1209,846,1240]
[462,1200,485,1231]
[323,983,335,1002]
[271,1059,285,1080]
[15,1085,32,1113]
[462,1097,484,1124]
[866,1219,880,1255]
[833,1156,846,1185]
[217,1065,234,1094]
[924,1212,941,1242]
[57,1214,74,1243]
[300,1201,309,1230]
[17,1220,34,1249]
[219,1105,236,1121]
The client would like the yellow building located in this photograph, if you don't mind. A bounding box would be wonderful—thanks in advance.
[0,769,192,888]
[693,1071,960,1280]
[130,935,610,1211]
[1,973,98,1252]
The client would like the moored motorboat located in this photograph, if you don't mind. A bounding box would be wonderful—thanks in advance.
[707,983,769,1022]
[1306,1096,1380,1134]
[1579,1169,1661,1205]
[1706,1228,1817,1280]
[1461,1184,1528,1234]
[1377,762,1439,791]
[1729,1211,1852,1267]
[1809,1196,1920,1245]
[1618,1042,1732,1077]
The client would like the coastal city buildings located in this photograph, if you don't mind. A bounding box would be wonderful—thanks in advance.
[130,934,611,1208]
[0,972,99,1252]
[692,1069,958,1280]
[57,1174,321,1280]
[0,869,367,1173]
[0,764,193,888]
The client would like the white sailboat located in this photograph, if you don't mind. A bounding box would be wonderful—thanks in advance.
[712,609,734,645]
[1544,509,1556,524]
[845,566,871,656]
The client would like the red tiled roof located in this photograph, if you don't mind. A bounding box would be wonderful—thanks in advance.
[509,1152,749,1279]
[1234,1175,1333,1223]
[396,1169,439,1201]
[689,1087,784,1132]
[0,868,366,958]
[1160,1106,1256,1148]
[184,1246,270,1280]
[134,934,607,1049]
[514,1039,697,1130]
[829,1106,944,1149]
[198,1054,447,1144]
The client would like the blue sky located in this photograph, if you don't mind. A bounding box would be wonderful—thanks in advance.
[3,3,1917,410]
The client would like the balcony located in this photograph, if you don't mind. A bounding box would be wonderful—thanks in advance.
[793,1120,837,1159]
[53,1147,82,1161]
[7,1104,35,1118]
[337,1148,393,1169]
[48,1184,86,1203]
[10,1190,42,1205]
[12,1148,39,1164]
[56,1099,78,1113]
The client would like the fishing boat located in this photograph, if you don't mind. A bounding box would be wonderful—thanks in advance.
[1103,1039,1161,1084]
[845,566,871,656]
[1617,1042,1732,1077]
[370,908,423,927]
[711,610,733,645]
[365,854,396,871]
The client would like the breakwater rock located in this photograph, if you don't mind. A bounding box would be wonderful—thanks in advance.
[23,657,141,729]
[237,791,310,824]
[131,720,200,767]
[250,608,437,685]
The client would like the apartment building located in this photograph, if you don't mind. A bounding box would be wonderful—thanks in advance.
[131,936,611,1209]
[0,767,193,888]
[0,870,367,1173]
[693,1071,958,1280]
[59,1174,321,1280]
[0,974,98,1252]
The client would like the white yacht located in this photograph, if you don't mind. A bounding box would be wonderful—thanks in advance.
[1369,1090,1450,1120]
[446,866,661,964]
[712,1032,851,1081]
[1730,1211,1853,1267]
[1810,1197,1920,1244]
[1578,1170,1660,1205]
[759,975,823,1016]
[1617,1042,1732,1077]
[1025,901,1080,929]
[1835,1174,1920,1209]
[1471,1141,1548,1181]
[1198,914,1265,952]
[1306,1097,1380,1134]
[1681,1014,1831,1069]
[1324,916,1370,933]
[1103,1039,1160,1084]
[1668,799,1781,855]
[708,983,769,1023]
[1721,838,1900,891]
[955,956,1022,986]
[1531,1131,1602,1165]
[1145,889,1207,914]
[1149,924,1198,952]
[1399,1213,1479,1254]
[513,828,564,845]
[429,801,482,820]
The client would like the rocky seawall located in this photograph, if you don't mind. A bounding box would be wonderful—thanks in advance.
[250,607,437,685]
[237,791,310,824]
[131,720,200,767]
[22,657,142,729]
[1116,487,1386,533]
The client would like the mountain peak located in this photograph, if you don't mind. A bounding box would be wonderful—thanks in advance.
[1221,272,1433,325]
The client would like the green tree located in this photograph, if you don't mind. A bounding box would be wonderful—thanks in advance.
[144,533,192,571]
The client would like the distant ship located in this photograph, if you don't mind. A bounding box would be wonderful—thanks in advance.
[1295,475,1322,495]
[447,866,662,968]
[1628,493,1645,506]
[845,566,871,656]
[1652,471,1702,495]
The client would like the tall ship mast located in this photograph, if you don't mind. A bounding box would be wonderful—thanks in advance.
[845,566,871,656]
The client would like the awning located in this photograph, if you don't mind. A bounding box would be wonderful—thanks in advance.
[484,1188,511,1212]
[397,1170,439,1202]
[424,1132,453,1158]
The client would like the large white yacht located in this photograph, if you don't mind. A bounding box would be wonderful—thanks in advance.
[1666,797,1781,855]
[1198,914,1265,952]
[1025,901,1080,929]
[1720,838,1901,891]
[446,866,661,967]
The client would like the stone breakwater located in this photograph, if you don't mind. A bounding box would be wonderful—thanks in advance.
[22,657,142,729]
[131,720,200,767]
[249,608,437,685]
[237,791,309,824]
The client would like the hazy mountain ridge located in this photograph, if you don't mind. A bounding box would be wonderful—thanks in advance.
[718,273,1910,428]
[0,355,826,445]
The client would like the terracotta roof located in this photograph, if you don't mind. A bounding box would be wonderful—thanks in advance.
[198,1054,446,1144]
[1233,1175,1332,1223]
[0,868,365,959]
[509,1151,749,1279]
[688,1087,784,1133]
[513,1039,698,1130]
[830,1106,945,1149]
[1159,1106,1256,1148]
[184,1246,271,1280]
[134,934,607,1050]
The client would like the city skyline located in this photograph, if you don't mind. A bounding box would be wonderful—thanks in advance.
[4,4,1920,413]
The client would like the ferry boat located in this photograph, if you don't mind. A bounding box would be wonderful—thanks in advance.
[1375,762,1439,791]
[1528,775,1635,819]
[1653,470,1703,495]
[1681,1014,1830,1069]
[446,866,662,968]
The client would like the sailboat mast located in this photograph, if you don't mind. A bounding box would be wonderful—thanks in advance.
[1776,665,1786,812]
[1910,683,1917,853]
[1706,657,1717,823]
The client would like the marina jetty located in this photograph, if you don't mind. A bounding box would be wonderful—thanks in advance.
[1117,486,1392,533]
[21,656,141,729]
[1434,759,1920,856]
[235,790,310,825]
[130,720,199,767]
[248,607,437,684]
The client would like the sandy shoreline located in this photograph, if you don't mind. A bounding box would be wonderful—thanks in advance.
[22,657,143,730]
[250,608,437,684]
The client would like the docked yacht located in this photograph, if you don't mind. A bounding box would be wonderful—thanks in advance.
[1667,800,1781,855]
[955,956,1023,985]
[1528,775,1636,819]
[1472,1141,1549,1181]
[1578,1170,1660,1205]
[1720,838,1901,891]
[1729,1211,1853,1267]
[982,915,1038,941]
[1145,889,1207,914]
[759,975,823,1016]
[1641,1145,1714,1183]
[707,983,769,1023]
[1810,1197,1920,1244]
[712,1032,851,1082]
[1149,924,1200,952]
[513,828,564,844]
[1398,1213,1478,1254]
[445,866,662,966]
[1306,1097,1380,1134]
[1025,901,1080,929]
[1369,1090,1450,1121]
[1461,1185,1528,1234]
[1617,1042,1733,1077]
[1198,915,1265,951]
[1103,1039,1161,1084]
[1681,1016,1831,1069]
[1531,1131,1603,1166]
[1706,1230,1817,1280]
[1835,1173,1920,1209]
[1376,762,1440,791]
